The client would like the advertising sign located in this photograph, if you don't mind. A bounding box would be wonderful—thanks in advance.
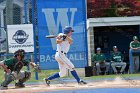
[7,24,34,53]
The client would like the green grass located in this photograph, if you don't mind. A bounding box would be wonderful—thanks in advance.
[0,67,59,83]
[27,69,59,82]
[0,67,140,84]
[84,73,140,80]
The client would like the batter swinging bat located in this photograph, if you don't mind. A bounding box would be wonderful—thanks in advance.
[45,35,57,38]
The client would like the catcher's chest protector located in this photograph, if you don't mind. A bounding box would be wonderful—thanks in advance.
[13,61,24,73]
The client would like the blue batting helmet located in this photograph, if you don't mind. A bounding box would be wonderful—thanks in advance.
[63,26,74,34]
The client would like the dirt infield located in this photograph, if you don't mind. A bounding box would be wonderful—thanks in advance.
[1,77,140,93]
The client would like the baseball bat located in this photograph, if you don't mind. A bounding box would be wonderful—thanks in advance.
[45,35,57,38]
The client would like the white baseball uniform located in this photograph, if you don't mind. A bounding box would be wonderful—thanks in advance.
[55,33,74,77]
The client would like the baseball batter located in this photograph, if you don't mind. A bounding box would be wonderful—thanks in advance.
[45,26,87,86]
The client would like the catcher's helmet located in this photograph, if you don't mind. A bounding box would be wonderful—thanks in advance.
[63,26,74,34]
[14,49,25,58]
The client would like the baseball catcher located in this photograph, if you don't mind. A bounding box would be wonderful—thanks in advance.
[0,49,40,90]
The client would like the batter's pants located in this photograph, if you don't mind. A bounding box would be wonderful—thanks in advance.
[55,52,74,77]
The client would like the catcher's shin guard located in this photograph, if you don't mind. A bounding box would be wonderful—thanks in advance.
[15,71,31,88]
[19,71,31,83]
[1,74,14,87]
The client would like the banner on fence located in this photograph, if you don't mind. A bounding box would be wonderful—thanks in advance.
[7,24,34,53]
[37,0,87,69]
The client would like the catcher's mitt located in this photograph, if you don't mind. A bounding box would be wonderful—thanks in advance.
[33,65,41,72]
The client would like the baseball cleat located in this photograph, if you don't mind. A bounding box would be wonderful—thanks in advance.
[78,80,87,85]
[15,83,25,88]
[45,78,50,86]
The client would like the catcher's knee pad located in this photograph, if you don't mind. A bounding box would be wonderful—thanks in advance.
[24,71,31,79]
[18,71,31,83]
[6,73,15,81]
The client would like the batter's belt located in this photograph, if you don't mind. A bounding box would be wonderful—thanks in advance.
[56,51,66,54]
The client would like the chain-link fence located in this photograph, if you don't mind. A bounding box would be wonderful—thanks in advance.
[0,1,40,77]
[0,27,6,53]
[0,0,38,60]
[0,53,38,69]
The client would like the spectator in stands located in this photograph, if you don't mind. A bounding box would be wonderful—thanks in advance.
[111,46,126,74]
[92,47,110,75]
[129,36,140,72]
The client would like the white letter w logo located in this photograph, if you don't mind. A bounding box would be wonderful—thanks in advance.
[42,8,77,50]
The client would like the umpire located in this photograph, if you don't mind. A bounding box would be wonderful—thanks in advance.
[0,49,40,90]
